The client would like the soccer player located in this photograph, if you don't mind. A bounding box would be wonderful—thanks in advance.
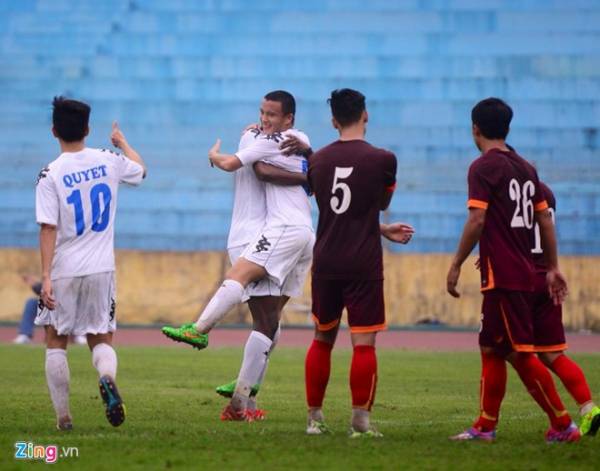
[446,98,579,442]
[304,88,413,438]
[162,91,315,420]
[531,182,599,435]
[35,97,146,429]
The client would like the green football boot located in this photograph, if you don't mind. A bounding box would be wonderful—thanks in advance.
[580,405,600,436]
[349,428,383,439]
[215,380,260,398]
[161,323,208,350]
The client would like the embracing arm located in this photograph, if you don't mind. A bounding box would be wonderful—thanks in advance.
[253,162,307,186]
[536,208,568,305]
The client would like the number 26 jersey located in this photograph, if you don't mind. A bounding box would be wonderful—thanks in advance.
[36,148,144,280]
[308,139,397,280]
[467,147,548,292]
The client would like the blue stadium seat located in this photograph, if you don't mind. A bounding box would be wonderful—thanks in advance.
[0,0,599,252]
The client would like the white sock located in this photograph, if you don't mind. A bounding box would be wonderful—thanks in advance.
[255,324,281,387]
[351,408,370,432]
[233,331,273,409]
[92,343,118,380]
[580,401,596,416]
[195,280,245,333]
[45,349,71,422]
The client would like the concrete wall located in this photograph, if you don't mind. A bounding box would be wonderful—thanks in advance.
[2,248,598,331]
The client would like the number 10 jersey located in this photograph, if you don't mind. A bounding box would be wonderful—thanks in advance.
[35,148,144,280]
[467,147,548,292]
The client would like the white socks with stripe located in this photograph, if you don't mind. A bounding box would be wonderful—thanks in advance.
[196,279,245,333]
[45,348,71,423]
[247,325,281,411]
[92,343,118,380]
[232,331,273,411]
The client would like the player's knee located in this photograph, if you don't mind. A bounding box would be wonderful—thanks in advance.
[538,351,562,367]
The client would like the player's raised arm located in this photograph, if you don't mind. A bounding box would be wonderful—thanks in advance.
[111,122,147,178]
[208,139,243,172]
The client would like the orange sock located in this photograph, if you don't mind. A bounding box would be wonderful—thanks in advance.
[350,345,377,410]
[473,351,506,432]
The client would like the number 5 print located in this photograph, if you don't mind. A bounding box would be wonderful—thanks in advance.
[330,166,354,214]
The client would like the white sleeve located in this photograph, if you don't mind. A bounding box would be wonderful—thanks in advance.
[116,154,144,186]
[35,168,59,226]
[235,137,282,167]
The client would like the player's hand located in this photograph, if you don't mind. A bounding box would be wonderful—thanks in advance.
[110,121,128,149]
[446,264,461,298]
[41,276,56,310]
[381,222,415,244]
[474,258,481,271]
[208,139,221,167]
[280,135,312,157]
[546,268,568,306]
[242,123,260,135]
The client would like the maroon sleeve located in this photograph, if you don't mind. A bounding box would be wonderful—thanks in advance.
[382,151,397,190]
[467,160,490,209]
[531,170,548,212]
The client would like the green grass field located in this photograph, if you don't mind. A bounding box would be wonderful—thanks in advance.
[1,344,598,470]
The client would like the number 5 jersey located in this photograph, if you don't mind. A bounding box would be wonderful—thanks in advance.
[467,147,548,292]
[308,140,397,281]
[35,148,144,280]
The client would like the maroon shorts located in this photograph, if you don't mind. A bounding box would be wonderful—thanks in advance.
[532,272,567,352]
[311,278,385,333]
[479,289,536,356]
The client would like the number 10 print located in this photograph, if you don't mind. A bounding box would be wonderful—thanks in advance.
[66,183,112,236]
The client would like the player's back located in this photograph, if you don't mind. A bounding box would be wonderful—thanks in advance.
[36,147,144,279]
[468,147,548,291]
[308,139,396,280]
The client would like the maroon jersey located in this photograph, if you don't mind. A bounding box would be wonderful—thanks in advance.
[308,140,397,280]
[467,148,548,292]
[531,181,556,271]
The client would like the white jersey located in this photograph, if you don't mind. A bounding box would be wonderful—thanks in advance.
[35,147,144,280]
[236,129,312,229]
[227,129,268,249]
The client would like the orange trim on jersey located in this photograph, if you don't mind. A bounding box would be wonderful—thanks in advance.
[480,258,496,292]
[349,323,387,334]
[534,200,549,212]
[500,302,535,352]
[312,315,340,332]
[534,343,568,353]
[385,183,397,193]
[467,199,489,210]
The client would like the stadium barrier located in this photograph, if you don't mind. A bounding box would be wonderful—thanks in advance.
[1,248,598,331]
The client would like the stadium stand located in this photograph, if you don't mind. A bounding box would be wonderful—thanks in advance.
[1,0,599,254]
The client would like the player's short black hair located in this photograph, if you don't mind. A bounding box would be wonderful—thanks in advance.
[328,88,366,127]
[264,90,296,117]
[52,96,91,142]
[471,97,513,140]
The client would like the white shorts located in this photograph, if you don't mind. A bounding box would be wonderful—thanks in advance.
[229,225,314,299]
[35,272,117,336]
